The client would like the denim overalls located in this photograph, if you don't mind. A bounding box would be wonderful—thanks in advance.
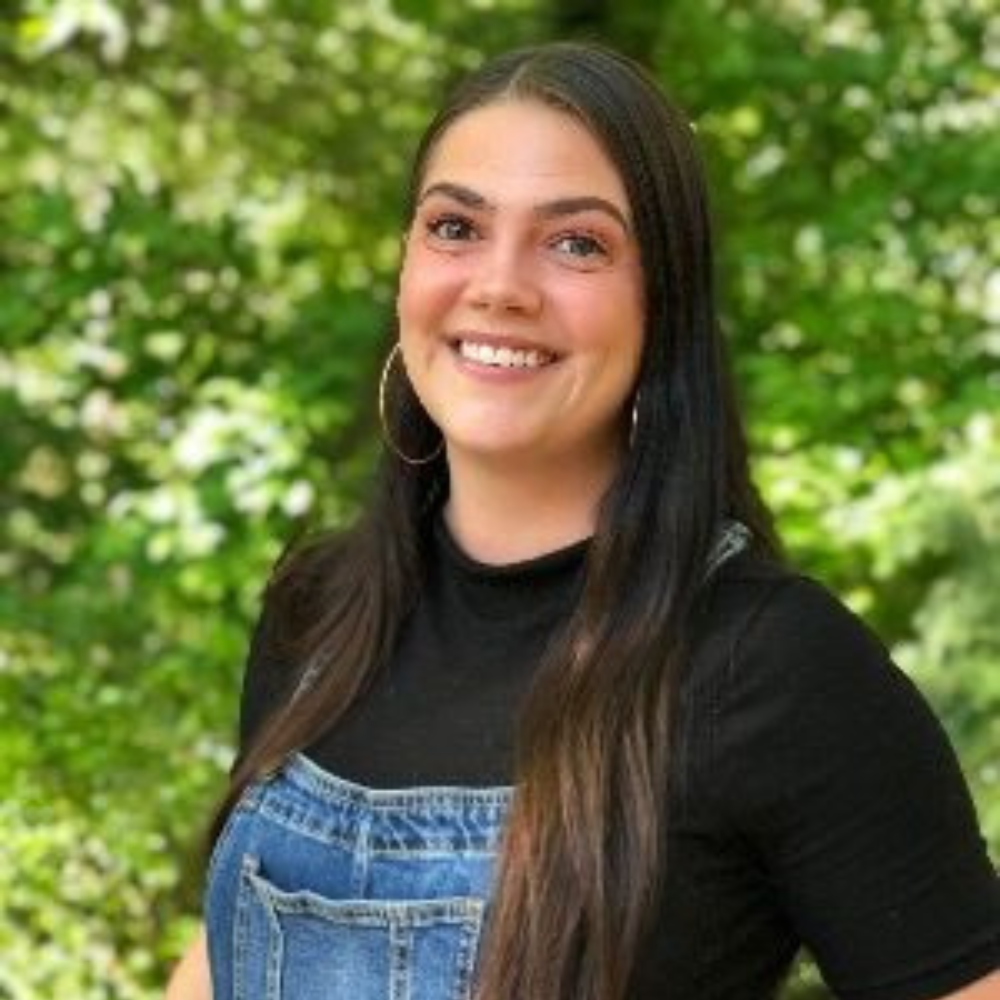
[206,752,513,1000]
[205,522,750,999]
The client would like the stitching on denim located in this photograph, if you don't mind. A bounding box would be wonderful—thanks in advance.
[256,790,507,856]
[390,918,408,1000]
[352,806,372,898]
[262,874,283,1000]
[373,846,502,859]
[255,796,360,851]
[288,752,516,808]
[249,869,486,925]
[232,854,259,1000]
[452,903,486,1000]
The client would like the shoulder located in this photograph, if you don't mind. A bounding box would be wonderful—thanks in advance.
[689,554,985,847]
[236,531,352,750]
[693,551,895,706]
[686,553,966,824]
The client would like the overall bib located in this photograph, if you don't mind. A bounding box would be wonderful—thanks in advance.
[205,752,513,1000]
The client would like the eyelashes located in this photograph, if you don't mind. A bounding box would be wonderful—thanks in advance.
[550,232,608,259]
[422,212,612,264]
[425,213,477,243]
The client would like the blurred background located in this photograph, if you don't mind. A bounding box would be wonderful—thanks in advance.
[1,0,997,997]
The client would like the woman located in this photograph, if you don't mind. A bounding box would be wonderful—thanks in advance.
[167,41,999,1000]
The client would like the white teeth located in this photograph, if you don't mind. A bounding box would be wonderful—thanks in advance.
[458,340,553,369]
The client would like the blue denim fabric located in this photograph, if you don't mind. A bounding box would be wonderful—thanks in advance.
[205,753,513,1000]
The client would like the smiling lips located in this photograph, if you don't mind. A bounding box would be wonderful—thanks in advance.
[450,334,559,371]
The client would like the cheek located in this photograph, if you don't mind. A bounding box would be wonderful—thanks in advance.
[556,279,644,353]
[575,283,645,397]
[396,255,424,323]
[397,249,463,328]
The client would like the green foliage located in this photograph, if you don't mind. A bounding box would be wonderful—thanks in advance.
[827,413,1000,838]
[0,1,995,997]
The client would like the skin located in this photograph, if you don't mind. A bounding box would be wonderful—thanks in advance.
[163,925,209,999]
[397,98,645,565]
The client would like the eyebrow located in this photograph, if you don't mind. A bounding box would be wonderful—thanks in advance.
[418,181,632,236]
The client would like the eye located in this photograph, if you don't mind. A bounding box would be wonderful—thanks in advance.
[425,213,478,243]
[551,232,609,260]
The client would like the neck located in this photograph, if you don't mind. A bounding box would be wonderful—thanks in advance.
[441,446,622,565]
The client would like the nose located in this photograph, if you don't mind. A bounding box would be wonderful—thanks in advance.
[464,239,542,315]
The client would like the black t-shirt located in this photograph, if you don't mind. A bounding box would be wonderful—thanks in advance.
[237,515,1000,999]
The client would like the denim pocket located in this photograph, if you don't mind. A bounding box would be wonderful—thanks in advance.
[234,853,486,1000]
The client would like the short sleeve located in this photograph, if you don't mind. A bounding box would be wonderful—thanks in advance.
[713,577,999,1000]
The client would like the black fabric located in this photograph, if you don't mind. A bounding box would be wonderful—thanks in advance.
[237,515,999,1000]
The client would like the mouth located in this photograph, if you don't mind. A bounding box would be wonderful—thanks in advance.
[447,335,561,371]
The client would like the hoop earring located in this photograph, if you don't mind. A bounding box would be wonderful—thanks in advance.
[379,343,445,466]
[629,390,641,450]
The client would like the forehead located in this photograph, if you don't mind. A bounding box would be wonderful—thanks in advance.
[419,99,629,210]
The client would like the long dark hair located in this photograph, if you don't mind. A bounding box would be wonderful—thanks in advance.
[214,41,780,1000]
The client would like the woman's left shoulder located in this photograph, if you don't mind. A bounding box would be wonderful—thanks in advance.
[691,552,974,821]
[697,553,987,847]
[703,552,899,700]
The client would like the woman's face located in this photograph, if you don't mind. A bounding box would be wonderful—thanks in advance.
[397,98,645,475]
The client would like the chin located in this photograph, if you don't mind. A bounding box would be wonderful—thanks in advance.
[444,432,543,463]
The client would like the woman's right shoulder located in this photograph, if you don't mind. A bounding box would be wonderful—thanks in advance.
[236,531,354,744]
[265,527,355,602]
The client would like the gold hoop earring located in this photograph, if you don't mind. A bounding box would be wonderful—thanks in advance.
[378,343,445,466]
[629,390,641,450]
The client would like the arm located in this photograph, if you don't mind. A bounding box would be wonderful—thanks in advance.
[164,925,211,1000]
[718,578,999,1000]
